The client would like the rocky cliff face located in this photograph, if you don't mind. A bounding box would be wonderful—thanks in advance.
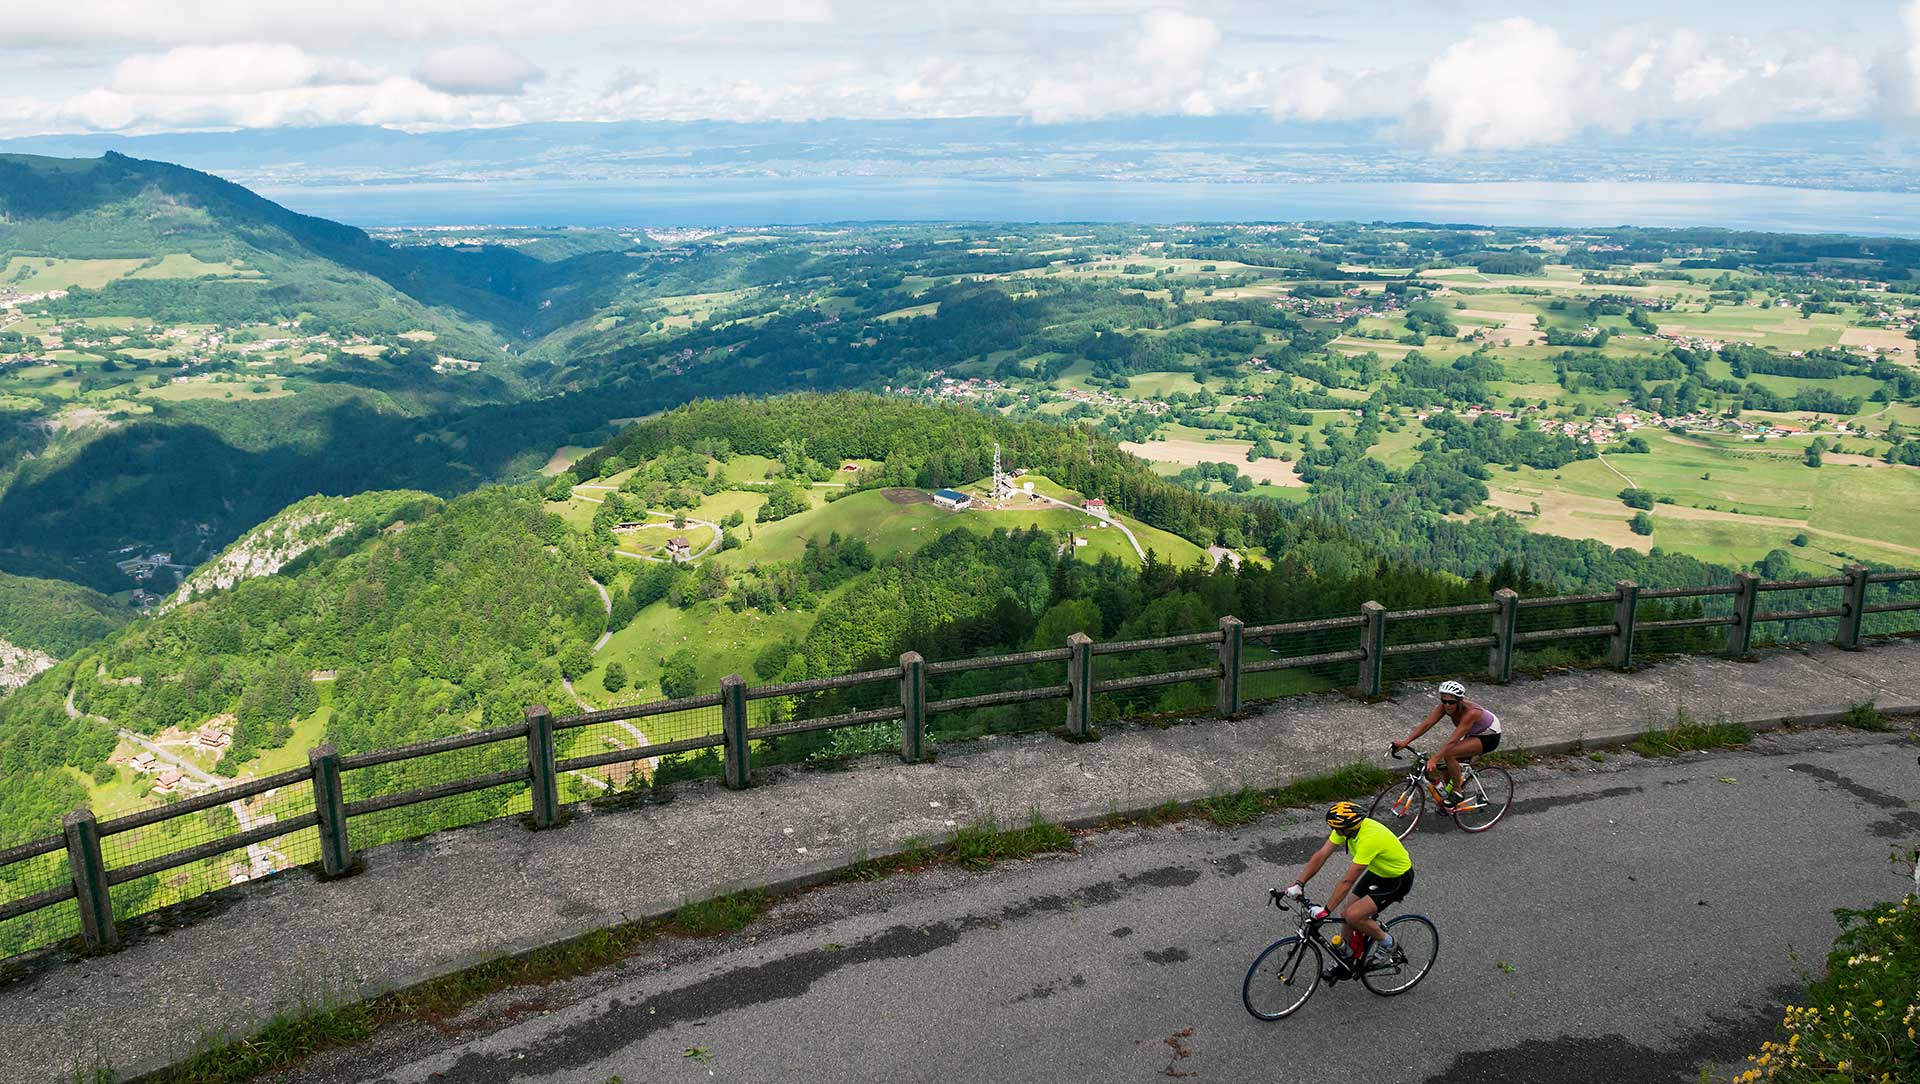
[0,638,54,691]
[163,490,438,612]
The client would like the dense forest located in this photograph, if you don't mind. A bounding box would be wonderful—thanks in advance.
[0,571,125,657]
[0,487,602,845]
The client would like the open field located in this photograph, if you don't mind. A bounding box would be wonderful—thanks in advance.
[3,256,147,291]
[127,254,262,280]
[141,376,290,402]
[1119,437,1303,486]
[1837,327,1913,354]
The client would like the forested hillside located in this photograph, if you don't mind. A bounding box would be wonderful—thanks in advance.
[0,486,602,845]
[0,571,124,659]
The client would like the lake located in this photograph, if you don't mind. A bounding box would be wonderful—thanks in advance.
[255,177,1920,237]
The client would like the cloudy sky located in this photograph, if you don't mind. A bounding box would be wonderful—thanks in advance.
[4,1,1920,151]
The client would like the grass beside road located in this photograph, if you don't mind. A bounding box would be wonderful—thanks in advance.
[1629,710,1752,757]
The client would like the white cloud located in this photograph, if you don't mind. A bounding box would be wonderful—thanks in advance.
[1878,0,1920,120]
[414,45,543,96]
[1132,10,1220,71]
[1415,18,1580,152]
[109,44,380,95]
[3,1,834,50]
[0,3,1903,143]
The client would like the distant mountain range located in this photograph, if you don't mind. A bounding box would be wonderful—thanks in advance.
[4,117,1916,199]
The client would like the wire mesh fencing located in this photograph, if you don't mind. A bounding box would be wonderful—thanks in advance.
[1750,578,1850,648]
[749,669,902,768]
[96,771,320,925]
[1090,635,1220,726]
[1863,573,1920,639]
[1379,605,1497,689]
[1243,617,1365,704]
[0,830,76,960]
[558,695,728,801]
[1511,593,1615,672]
[1633,586,1732,658]
[555,699,726,804]
[925,650,1072,744]
[341,729,530,852]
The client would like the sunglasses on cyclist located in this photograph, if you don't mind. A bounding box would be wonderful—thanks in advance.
[1440,697,1461,705]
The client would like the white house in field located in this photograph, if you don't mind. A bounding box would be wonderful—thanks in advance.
[932,488,973,511]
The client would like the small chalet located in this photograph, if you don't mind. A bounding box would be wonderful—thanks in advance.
[153,769,184,795]
[665,536,693,562]
[1082,498,1107,513]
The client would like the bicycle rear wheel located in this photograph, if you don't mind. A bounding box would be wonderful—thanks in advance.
[1242,936,1322,1020]
[1450,764,1514,833]
[1368,777,1425,839]
[1360,914,1438,996]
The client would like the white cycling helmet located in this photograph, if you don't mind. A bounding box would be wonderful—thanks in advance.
[1438,680,1466,699]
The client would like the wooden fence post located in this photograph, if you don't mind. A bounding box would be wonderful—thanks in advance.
[1728,572,1759,656]
[1836,564,1870,650]
[62,809,116,950]
[721,675,751,788]
[899,651,928,763]
[1609,580,1639,670]
[309,745,354,877]
[1488,588,1518,684]
[1065,632,1094,738]
[1358,601,1386,697]
[524,705,561,828]
[1215,616,1243,717]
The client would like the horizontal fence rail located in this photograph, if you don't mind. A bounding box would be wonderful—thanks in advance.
[4,562,1915,957]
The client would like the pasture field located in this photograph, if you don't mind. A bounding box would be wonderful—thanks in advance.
[1118,437,1304,486]
[3,256,146,291]
[141,376,290,402]
[128,254,262,280]
[540,445,592,476]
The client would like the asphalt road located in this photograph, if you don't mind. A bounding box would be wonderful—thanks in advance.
[293,729,1920,1084]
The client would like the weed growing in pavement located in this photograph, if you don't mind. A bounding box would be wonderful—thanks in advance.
[1269,763,1395,807]
[1479,747,1535,769]
[1836,702,1891,732]
[845,837,936,881]
[950,811,1073,869]
[670,890,770,936]
[1631,710,1751,758]
[1194,789,1265,828]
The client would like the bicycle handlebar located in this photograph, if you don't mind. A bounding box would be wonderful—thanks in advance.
[1268,888,1329,923]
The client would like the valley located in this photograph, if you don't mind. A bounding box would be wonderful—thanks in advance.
[5,154,1920,958]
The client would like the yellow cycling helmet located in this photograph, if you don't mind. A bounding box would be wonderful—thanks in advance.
[1326,801,1365,833]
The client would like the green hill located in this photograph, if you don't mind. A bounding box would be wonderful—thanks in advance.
[0,570,124,659]
[0,152,606,340]
[165,489,441,609]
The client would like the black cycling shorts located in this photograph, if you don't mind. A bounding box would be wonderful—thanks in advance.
[1472,730,1502,754]
[1354,869,1413,912]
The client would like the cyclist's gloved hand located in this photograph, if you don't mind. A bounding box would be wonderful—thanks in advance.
[1309,906,1329,920]
[1284,883,1304,899]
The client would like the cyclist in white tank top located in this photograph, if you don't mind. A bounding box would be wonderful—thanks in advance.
[1392,680,1503,809]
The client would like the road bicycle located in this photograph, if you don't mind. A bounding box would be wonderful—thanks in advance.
[1241,888,1439,1020]
[1367,743,1513,838]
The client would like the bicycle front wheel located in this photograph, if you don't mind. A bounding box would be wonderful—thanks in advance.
[1368,777,1425,839]
[1450,765,1514,833]
[1243,936,1323,1020]
[1361,914,1438,997]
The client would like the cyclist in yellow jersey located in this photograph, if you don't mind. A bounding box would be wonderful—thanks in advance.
[1283,801,1414,969]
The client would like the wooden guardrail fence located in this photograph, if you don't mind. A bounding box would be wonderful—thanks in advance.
[5,564,1917,955]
